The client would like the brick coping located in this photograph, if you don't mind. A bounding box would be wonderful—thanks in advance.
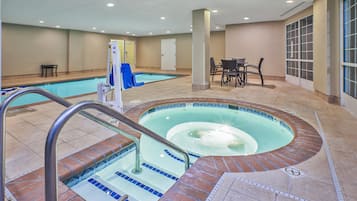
[125,98,322,201]
[7,98,322,201]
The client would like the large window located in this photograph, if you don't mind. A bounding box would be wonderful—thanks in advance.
[286,15,314,83]
[344,0,357,99]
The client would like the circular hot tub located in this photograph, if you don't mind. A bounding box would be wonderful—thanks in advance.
[138,101,294,157]
[126,98,322,172]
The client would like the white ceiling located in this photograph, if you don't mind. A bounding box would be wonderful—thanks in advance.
[2,0,313,36]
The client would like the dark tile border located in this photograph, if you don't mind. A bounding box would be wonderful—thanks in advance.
[6,98,322,201]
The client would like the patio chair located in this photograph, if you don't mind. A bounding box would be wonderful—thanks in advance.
[245,58,264,86]
[210,57,222,81]
[221,59,240,87]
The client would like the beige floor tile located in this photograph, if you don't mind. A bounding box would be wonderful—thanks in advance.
[288,177,337,201]
[2,72,357,200]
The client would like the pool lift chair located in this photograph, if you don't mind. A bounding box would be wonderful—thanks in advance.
[97,41,143,113]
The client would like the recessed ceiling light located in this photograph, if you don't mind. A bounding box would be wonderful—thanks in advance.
[55,25,60,28]
[190,29,192,32]
[101,30,105,33]
[106,3,115,7]
[149,32,153,35]
[243,17,250,20]
[190,25,192,27]
[126,31,130,34]
[132,33,136,36]
[160,17,166,20]
[166,30,171,34]
[39,20,45,24]
[92,27,97,30]
[211,9,218,13]
[286,0,294,3]
[215,26,220,30]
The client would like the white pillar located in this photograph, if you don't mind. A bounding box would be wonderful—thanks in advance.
[192,9,210,90]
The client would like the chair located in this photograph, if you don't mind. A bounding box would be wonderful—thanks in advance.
[210,57,222,81]
[245,58,264,86]
[221,59,240,87]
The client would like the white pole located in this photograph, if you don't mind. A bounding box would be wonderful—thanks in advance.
[110,41,123,112]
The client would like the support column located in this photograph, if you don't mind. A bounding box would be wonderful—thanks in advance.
[192,9,210,90]
[313,0,340,104]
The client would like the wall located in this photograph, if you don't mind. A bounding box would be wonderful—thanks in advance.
[136,31,225,69]
[313,0,328,95]
[68,30,127,72]
[2,23,135,76]
[313,0,341,103]
[225,21,285,77]
[2,23,68,76]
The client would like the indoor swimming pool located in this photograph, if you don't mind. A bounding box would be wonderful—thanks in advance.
[0,73,176,107]
[67,101,295,201]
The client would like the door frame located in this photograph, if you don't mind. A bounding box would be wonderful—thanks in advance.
[285,15,314,91]
[161,38,176,70]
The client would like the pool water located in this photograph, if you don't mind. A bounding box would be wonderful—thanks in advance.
[139,104,293,154]
[69,103,294,201]
[0,73,176,107]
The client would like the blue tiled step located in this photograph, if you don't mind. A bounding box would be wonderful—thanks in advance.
[115,171,163,198]
[71,176,133,201]
[88,178,129,201]
[164,149,200,164]
[142,162,179,181]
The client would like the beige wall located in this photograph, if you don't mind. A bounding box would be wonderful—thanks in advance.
[2,23,135,76]
[313,0,328,94]
[313,0,340,100]
[68,30,112,72]
[2,23,68,76]
[136,31,225,69]
[225,21,285,77]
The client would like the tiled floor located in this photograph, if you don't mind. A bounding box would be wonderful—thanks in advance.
[2,71,357,201]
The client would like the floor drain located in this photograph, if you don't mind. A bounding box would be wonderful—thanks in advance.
[284,167,303,177]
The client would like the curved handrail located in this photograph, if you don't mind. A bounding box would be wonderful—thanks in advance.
[45,100,190,201]
[0,87,143,201]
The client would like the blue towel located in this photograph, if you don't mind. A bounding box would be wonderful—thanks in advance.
[109,63,144,89]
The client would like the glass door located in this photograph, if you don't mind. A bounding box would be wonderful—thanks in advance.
[285,15,314,90]
[342,0,357,113]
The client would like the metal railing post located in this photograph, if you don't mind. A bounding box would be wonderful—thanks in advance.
[1,88,190,201]
[45,101,190,201]
[0,88,143,201]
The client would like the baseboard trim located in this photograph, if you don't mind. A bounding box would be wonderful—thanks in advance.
[315,90,340,105]
[192,83,210,90]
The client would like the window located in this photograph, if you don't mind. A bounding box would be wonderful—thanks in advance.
[344,0,357,99]
[286,15,314,81]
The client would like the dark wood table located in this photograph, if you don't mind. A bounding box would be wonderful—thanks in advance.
[41,64,58,77]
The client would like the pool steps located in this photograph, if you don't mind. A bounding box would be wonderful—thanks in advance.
[73,159,179,201]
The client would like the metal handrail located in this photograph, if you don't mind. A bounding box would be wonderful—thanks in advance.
[45,101,190,201]
[0,87,142,201]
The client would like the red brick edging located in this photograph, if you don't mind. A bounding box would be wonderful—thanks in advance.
[125,98,322,201]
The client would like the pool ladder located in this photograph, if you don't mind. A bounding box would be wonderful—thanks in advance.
[0,87,190,201]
